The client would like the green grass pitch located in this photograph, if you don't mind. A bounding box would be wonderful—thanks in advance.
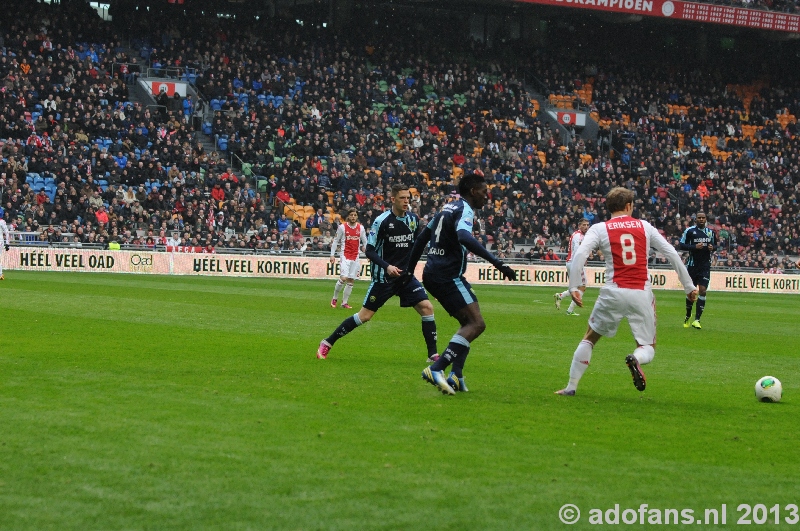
[1,271,798,529]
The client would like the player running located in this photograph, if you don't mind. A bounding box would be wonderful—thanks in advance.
[555,187,697,396]
[404,173,516,395]
[329,208,367,309]
[679,211,716,329]
[317,184,439,362]
[0,207,9,280]
[554,218,590,315]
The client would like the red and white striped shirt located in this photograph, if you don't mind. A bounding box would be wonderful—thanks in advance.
[566,230,585,263]
[569,215,695,293]
[331,222,366,261]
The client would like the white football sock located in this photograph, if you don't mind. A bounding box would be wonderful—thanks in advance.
[567,301,576,312]
[633,345,655,365]
[566,340,593,392]
[342,283,354,304]
[333,279,344,299]
[560,289,571,299]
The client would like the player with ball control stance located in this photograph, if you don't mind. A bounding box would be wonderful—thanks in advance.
[555,187,698,396]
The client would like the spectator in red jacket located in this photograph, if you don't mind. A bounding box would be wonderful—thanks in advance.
[211,183,225,203]
[96,205,109,225]
[276,186,291,205]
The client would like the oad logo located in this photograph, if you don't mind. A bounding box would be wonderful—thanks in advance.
[662,1,675,16]
[562,114,572,124]
[130,254,154,271]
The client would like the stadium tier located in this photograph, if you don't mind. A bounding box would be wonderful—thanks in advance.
[0,0,798,272]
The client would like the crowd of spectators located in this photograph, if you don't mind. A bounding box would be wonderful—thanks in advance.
[1,0,799,272]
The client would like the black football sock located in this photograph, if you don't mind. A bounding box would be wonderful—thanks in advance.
[325,314,362,345]
[421,315,438,357]
[685,297,694,320]
[695,296,706,320]
[431,334,470,373]
[451,348,470,378]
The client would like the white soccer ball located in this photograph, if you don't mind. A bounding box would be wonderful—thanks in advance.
[755,376,782,403]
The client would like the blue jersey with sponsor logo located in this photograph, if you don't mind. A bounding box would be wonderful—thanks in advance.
[680,225,716,268]
[422,199,474,279]
[367,210,421,283]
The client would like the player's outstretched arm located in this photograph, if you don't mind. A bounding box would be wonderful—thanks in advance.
[457,229,516,280]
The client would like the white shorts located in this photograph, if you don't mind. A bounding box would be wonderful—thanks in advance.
[339,257,361,279]
[567,261,586,287]
[588,287,656,345]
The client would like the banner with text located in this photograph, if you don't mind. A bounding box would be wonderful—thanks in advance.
[5,249,799,294]
[10,248,171,274]
[517,0,800,33]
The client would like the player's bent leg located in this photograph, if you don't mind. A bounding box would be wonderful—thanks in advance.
[318,308,376,359]
[453,302,486,342]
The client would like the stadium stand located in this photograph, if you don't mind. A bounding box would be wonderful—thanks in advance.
[0,0,798,272]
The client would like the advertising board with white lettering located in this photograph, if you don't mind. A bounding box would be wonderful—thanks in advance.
[10,248,170,274]
[5,249,798,294]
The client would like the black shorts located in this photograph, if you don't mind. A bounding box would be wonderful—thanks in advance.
[362,277,429,312]
[688,266,711,288]
[423,274,478,317]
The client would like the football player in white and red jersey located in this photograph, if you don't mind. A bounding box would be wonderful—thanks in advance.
[329,208,367,309]
[555,188,698,396]
[554,218,590,315]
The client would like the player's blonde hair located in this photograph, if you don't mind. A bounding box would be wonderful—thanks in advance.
[606,187,634,214]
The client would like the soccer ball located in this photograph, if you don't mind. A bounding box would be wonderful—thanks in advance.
[754,376,782,403]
